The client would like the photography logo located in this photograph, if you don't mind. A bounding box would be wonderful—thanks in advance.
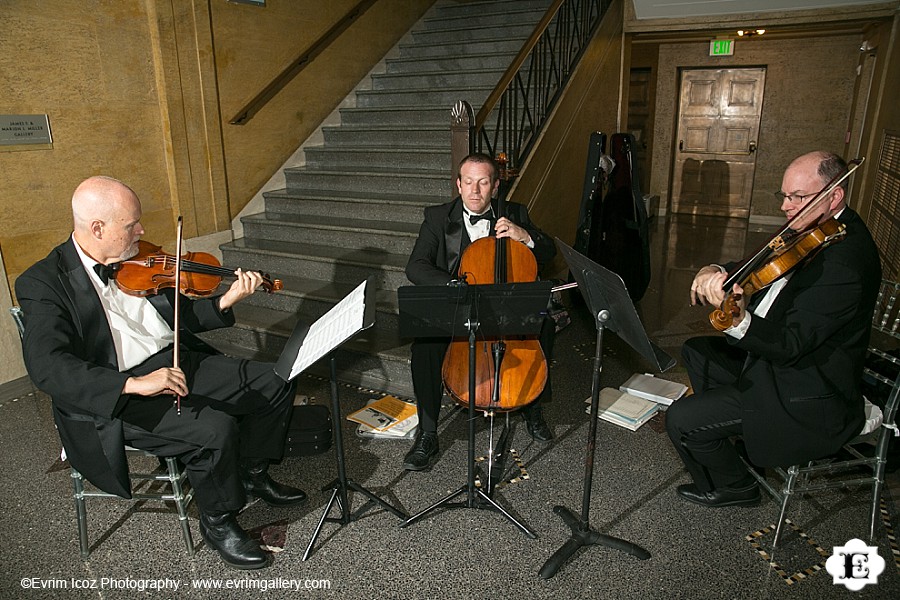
[825,538,885,591]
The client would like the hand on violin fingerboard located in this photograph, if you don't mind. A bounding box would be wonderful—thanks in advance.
[690,265,727,306]
[218,269,264,311]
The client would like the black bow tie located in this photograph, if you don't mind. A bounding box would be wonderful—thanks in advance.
[93,262,120,285]
[468,211,494,225]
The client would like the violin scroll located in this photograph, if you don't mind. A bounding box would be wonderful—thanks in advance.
[709,303,735,331]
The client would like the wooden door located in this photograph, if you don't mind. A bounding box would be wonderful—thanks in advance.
[671,68,766,218]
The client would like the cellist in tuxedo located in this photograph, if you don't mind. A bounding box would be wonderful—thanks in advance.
[402,153,557,471]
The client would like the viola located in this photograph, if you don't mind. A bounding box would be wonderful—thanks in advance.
[708,158,862,331]
[440,196,548,411]
[114,240,283,298]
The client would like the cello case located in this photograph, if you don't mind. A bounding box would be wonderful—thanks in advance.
[590,133,651,302]
[573,132,609,258]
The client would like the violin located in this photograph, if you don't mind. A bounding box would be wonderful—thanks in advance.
[114,240,283,298]
[710,218,845,330]
[708,158,862,331]
[440,194,548,411]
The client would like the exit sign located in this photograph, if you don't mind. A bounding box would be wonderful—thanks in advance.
[710,39,734,56]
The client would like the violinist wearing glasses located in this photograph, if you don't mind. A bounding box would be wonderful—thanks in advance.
[16,176,305,570]
[665,151,882,508]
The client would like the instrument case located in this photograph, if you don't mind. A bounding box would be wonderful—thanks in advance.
[284,404,333,456]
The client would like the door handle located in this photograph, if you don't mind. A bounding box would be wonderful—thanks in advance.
[749,140,757,153]
[679,140,683,151]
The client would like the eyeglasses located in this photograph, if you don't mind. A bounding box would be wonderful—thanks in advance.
[773,191,817,204]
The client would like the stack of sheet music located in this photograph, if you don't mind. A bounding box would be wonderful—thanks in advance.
[618,373,688,407]
[585,387,660,431]
[348,395,418,439]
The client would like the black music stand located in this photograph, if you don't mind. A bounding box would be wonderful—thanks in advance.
[538,240,674,579]
[397,281,553,537]
[272,277,409,561]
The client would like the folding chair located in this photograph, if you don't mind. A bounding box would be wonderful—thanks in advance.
[741,279,900,547]
[9,306,195,558]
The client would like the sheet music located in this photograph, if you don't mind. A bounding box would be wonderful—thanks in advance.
[288,280,367,380]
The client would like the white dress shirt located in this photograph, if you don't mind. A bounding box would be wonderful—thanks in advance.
[463,207,535,248]
[73,236,174,371]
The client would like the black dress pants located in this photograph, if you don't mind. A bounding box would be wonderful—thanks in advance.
[118,347,296,514]
[665,336,756,492]
[411,317,554,433]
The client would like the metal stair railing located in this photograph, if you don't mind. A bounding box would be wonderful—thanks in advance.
[468,0,609,173]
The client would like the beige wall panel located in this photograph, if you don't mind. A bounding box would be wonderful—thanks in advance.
[0,1,170,293]
[0,248,26,384]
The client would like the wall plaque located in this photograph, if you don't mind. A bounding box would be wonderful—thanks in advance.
[0,114,52,149]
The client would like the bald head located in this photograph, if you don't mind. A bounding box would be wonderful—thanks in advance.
[71,176,145,264]
[780,151,848,229]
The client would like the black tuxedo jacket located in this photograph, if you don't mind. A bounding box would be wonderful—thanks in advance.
[733,208,882,466]
[15,238,234,497]
[406,197,556,285]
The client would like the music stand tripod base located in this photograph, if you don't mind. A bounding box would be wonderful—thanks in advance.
[539,240,672,578]
[302,355,409,561]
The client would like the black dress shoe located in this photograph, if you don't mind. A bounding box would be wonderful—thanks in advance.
[524,412,553,442]
[403,431,439,471]
[243,472,308,507]
[199,512,270,570]
[676,483,761,508]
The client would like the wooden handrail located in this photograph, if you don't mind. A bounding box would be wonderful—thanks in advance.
[229,0,379,125]
[474,0,565,129]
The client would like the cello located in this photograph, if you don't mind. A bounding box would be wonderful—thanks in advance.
[440,194,548,412]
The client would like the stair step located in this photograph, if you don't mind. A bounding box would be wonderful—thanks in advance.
[221,238,410,290]
[321,125,450,147]
[199,304,413,397]
[371,68,508,91]
[304,146,450,172]
[263,189,446,224]
[284,167,448,197]
[410,22,538,45]
[430,0,554,20]
[354,86,495,108]
[241,213,419,255]
[423,5,550,30]
[235,273,401,329]
[399,37,528,59]
[385,52,518,74]
[337,106,451,127]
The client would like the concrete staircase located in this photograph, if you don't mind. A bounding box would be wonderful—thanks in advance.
[205,0,555,397]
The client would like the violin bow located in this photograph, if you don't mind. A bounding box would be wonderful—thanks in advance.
[173,216,183,415]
